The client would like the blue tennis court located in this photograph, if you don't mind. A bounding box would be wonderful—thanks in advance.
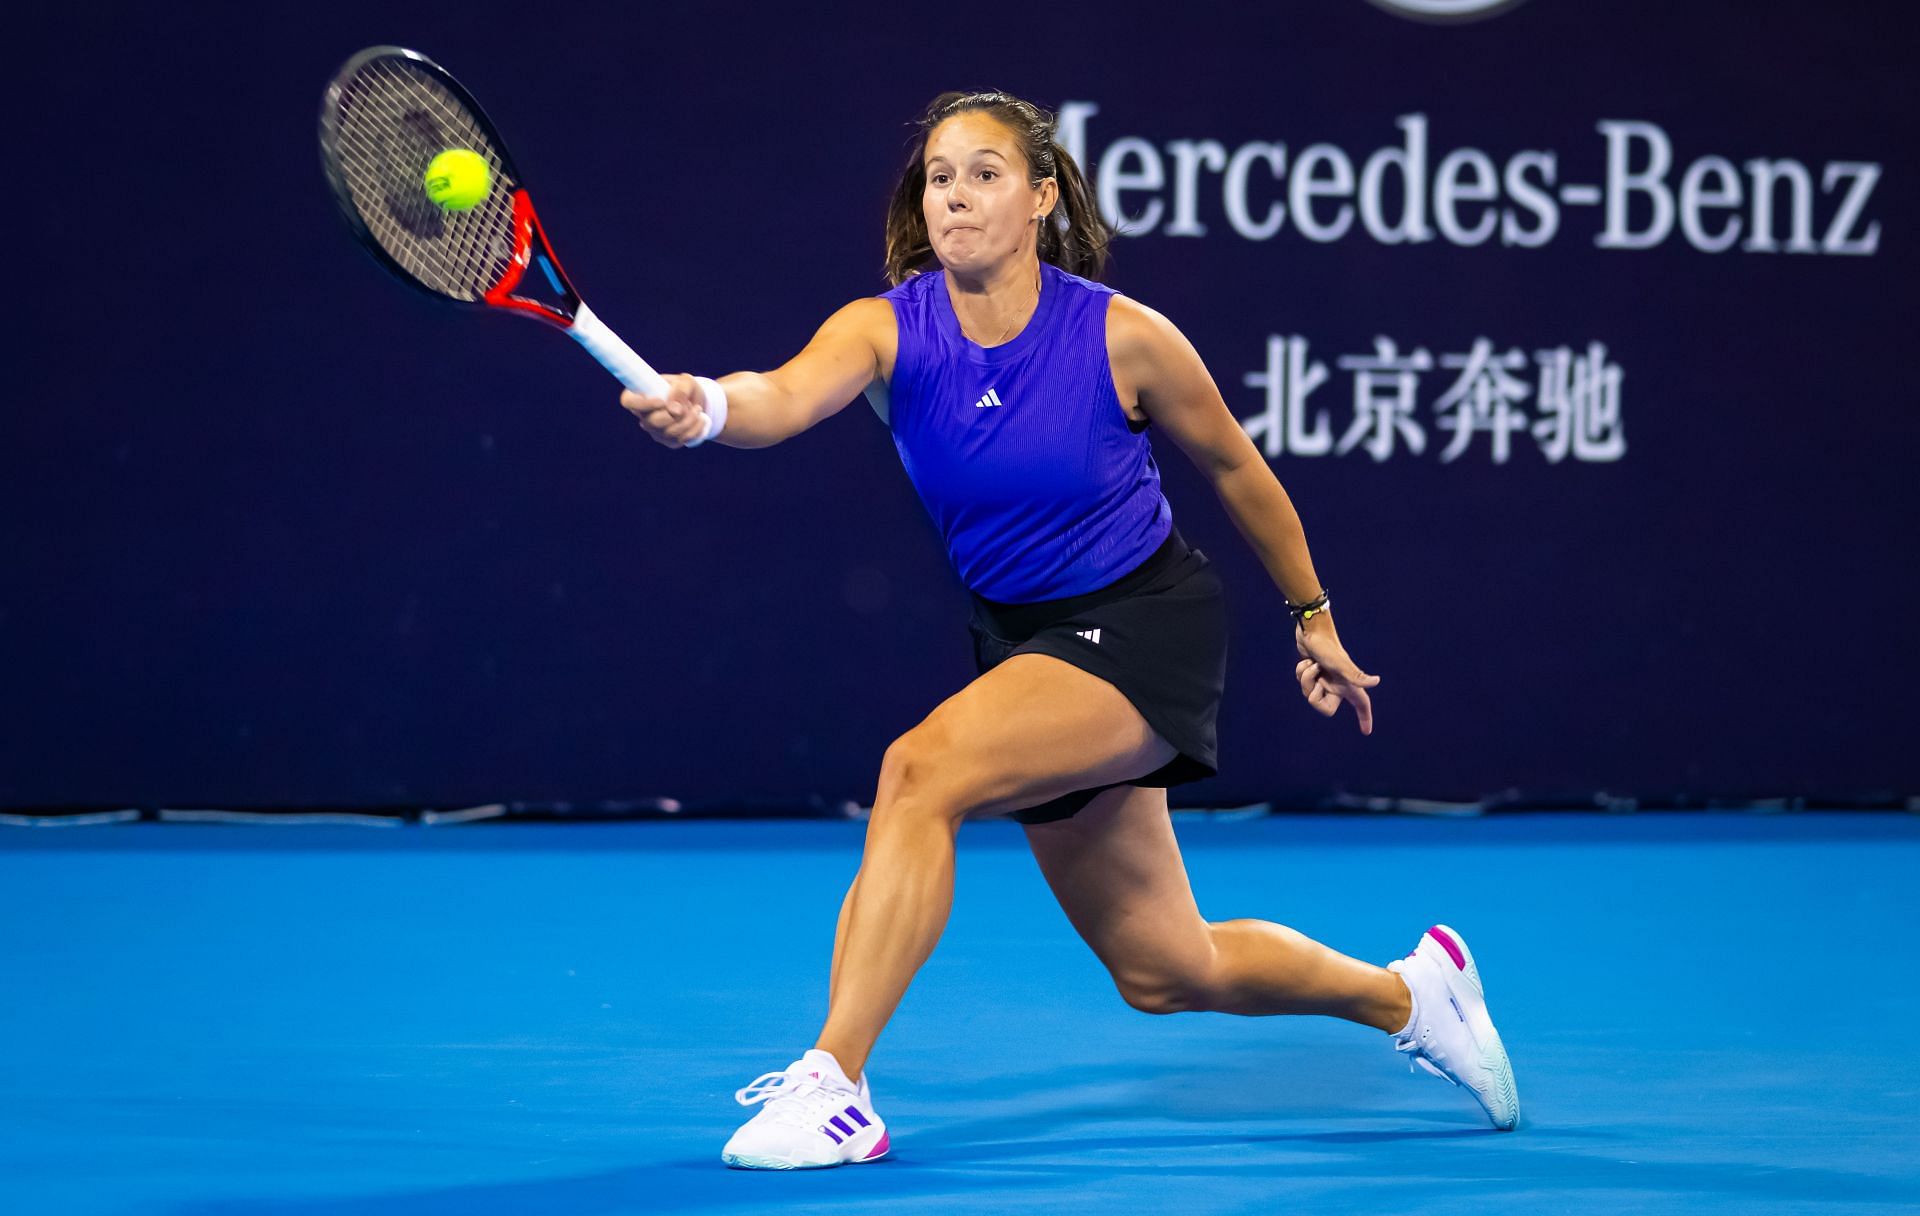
[11,3,1917,1213]
[5,810,1915,1214]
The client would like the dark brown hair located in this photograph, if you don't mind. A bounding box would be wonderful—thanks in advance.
[883,90,1114,286]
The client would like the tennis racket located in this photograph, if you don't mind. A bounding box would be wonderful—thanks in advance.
[318,46,718,443]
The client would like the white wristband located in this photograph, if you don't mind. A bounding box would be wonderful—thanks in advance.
[687,376,729,448]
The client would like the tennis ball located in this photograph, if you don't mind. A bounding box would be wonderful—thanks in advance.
[424,148,491,212]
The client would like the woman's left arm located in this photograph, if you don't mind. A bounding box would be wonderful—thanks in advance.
[1108,296,1382,734]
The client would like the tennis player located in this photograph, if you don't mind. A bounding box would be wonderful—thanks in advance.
[622,90,1519,1169]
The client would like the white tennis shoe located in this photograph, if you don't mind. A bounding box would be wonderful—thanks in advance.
[720,1048,890,1169]
[1387,924,1521,1131]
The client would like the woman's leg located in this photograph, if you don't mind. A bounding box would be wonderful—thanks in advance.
[816,654,1179,1081]
[1024,785,1412,1030]
[827,871,859,1007]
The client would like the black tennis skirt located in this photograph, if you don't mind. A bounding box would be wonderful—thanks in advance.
[967,525,1228,824]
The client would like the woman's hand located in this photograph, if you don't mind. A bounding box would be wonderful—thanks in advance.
[1294,621,1382,735]
[620,374,710,448]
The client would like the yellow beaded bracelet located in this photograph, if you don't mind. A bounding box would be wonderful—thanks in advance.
[1288,590,1331,625]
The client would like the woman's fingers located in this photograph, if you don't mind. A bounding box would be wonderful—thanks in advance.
[642,407,683,447]
[1295,652,1379,732]
[620,377,706,447]
[1298,661,1350,723]
[1321,650,1382,693]
[1343,684,1376,735]
[620,392,671,425]
[653,373,693,421]
[1322,662,1378,733]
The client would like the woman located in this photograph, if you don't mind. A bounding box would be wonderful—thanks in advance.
[622,90,1519,1170]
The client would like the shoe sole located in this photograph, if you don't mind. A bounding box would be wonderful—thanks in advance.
[721,1129,890,1170]
[721,1152,889,1170]
[1423,925,1520,1132]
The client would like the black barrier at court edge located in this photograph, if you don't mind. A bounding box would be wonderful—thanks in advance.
[4,0,1914,812]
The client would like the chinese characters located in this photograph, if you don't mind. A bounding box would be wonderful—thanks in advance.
[1239,335,1626,464]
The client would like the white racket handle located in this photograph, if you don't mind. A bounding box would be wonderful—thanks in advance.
[569,302,725,447]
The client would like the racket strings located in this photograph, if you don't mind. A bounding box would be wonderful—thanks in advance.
[329,56,519,301]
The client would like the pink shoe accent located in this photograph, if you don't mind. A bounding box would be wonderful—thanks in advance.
[862,1130,890,1160]
[1427,926,1467,971]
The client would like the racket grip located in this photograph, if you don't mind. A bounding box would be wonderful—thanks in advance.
[569,302,667,396]
[569,303,722,448]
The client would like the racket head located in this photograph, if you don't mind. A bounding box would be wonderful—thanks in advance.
[318,46,580,325]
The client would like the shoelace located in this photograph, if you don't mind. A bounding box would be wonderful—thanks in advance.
[1396,1028,1458,1085]
[734,1067,855,1127]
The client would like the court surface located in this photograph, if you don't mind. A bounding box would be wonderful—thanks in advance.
[4,811,1916,1215]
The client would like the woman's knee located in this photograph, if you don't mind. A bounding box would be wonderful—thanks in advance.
[1110,950,1219,1015]
[1113,970,1213,1015]
[873,723,970,826]
[877,724,943,799]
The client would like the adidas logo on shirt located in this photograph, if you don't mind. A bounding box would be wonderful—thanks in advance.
[973,388,1004,409]
[1074,628,1102,644]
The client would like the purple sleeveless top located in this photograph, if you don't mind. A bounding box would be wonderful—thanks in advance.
[881,261,1174,603]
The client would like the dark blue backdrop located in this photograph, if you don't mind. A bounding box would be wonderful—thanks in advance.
[7,1,1914,808]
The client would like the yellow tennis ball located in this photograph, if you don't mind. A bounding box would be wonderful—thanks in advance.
[423,149,491,212]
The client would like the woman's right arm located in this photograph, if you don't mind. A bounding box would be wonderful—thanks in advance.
[620,297,894,450]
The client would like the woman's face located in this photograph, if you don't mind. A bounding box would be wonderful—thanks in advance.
[922,112,1055,276]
